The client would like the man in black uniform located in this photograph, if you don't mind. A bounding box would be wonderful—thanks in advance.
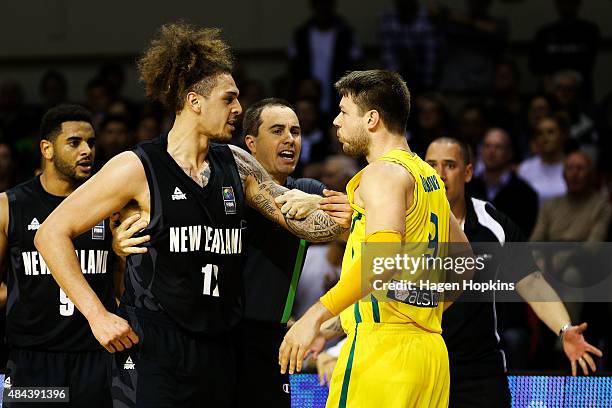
[425,137,602,408]
[0,104,117,407]
[235,98,351,407]
[34,24,344,407]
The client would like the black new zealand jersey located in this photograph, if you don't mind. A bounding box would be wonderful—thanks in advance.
[123,136,245,335]
[6,176,115,351]
[442,197,535,378]
[243,177,325,323]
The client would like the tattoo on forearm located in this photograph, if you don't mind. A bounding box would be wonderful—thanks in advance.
[230,145,344,242]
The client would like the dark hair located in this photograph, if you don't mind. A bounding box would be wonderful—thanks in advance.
[137,22,234,113]
[539,112,571,136]
[39,104,93,141]
[334,70,411,135]
[430,137,473,165]
[243,98,294,137]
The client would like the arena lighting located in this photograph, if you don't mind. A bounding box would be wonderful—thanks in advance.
[289,374,612,408]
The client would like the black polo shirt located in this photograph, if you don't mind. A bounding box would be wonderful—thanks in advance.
[442,196,537,378]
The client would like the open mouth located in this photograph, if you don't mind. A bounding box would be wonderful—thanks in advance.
[77,161,92,172]
[278,150,296,163]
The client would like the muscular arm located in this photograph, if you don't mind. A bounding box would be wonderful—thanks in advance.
[230,145,344,242]
[34,152,144,352]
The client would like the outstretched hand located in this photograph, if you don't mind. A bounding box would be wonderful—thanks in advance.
[562,322,603,376]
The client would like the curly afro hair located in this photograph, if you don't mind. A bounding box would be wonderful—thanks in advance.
[137,22,234,113]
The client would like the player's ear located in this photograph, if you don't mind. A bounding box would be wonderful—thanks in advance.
[186,92,201,114]
[40,139,53,160]
[366,110,380,130]
[244,135,256,155]
[464,163,473,183]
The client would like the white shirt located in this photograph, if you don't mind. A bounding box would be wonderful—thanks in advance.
[517,156,567,206]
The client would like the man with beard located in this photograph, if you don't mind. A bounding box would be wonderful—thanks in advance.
[280,70,470,407]
[0,104,123,407]
[34,23,344,407]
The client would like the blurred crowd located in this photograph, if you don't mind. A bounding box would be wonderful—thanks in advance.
[1,0,611,372]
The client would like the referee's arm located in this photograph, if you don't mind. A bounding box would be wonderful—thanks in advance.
[501,212,603,375]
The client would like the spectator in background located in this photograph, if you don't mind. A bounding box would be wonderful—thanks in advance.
[529,0,600,100]
[134,114,161,143]
[519,94,555,159]
[98,63,127,102]
[379,0,440,93]
[0,143,18,192]
[408,92,452,157]
[487,59,524,136]
[518,114,568,205]
[296,98,329,166]
[437,0,509,93]
[94,115,132,169]
[531,151,610,242]
[0,80,38,147]
[470,128,539,236]
[38,70,68,110]
[319,155,359,193]
[594,92,612,176]
[551,70,597,155]
[458,101,490,160]
[85,77,112,129]
[288,0,362,115]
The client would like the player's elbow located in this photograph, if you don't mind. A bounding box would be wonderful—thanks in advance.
[34,219,63,253]
[34,222,51,253]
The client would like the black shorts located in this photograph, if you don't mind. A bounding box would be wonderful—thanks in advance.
[450,373,511,408]
[233,319,290,408]
[4,347,112,408]
[111,307,236,408]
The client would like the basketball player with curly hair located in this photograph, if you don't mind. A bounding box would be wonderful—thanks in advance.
[34,23,344,407]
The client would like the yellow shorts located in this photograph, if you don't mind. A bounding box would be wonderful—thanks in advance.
[326,322,449,408]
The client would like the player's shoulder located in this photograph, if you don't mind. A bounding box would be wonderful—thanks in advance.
[362,160,414,190]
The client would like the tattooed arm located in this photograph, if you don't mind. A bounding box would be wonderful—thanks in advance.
[229,145,345,242]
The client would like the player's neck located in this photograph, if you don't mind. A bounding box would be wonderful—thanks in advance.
[39,168,79,197]
[167,115,211,169]
[452,196,467,226]
[366,132,410,163]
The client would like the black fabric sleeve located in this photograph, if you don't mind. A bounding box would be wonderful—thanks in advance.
[288,177,326,196]
[486,203,538,283]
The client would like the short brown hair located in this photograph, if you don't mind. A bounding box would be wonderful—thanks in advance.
[137,22,233,113]
[334,70,411,135]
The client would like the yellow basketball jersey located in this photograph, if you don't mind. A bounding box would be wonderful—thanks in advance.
[340,149,451,333]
